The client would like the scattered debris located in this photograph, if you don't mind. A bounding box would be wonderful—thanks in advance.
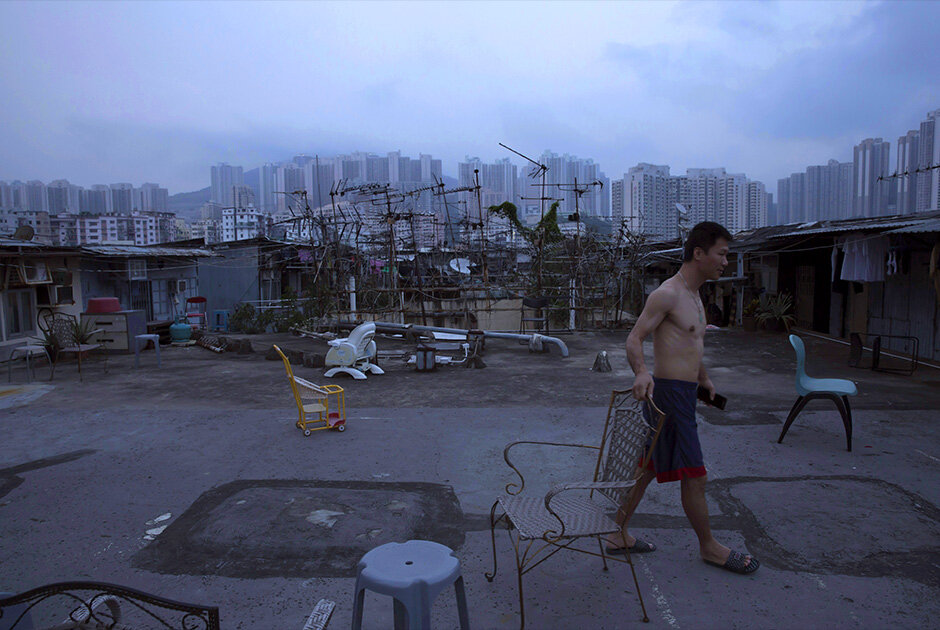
[196,335,227,353]
[306,509,345,528]
[592,350,612,372]
[146,513,172,526]
[301,599,335,630]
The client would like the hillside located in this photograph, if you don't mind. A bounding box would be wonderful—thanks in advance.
[168,186,210,221]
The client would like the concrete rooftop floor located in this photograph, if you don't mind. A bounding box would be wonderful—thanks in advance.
[1,328,939,629]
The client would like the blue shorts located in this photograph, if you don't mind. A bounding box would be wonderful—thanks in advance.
[642,377,707,483]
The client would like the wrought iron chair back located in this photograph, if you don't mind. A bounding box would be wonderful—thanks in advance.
[39,311,77,348]
[0,580,220,629]
[593,391,664,507]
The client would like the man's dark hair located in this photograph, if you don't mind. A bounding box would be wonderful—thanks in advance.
[683,221,733,262]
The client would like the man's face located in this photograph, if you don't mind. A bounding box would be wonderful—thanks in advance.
[695,237,729,280]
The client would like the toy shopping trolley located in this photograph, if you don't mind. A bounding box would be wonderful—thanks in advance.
[273,345,347,435]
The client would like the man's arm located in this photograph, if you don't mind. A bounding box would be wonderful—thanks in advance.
[626,287,675,400]
[697,362,715,400]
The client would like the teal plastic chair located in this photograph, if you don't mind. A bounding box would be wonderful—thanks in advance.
[778,334,857,451]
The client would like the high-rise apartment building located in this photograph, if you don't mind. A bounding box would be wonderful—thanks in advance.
[776,160,852,224]
[916,109,940,212]
[853,138,891,218]
[521,151,608,220]
[83,185,112,214]
[776,178,790,224]
[25,181,47,213]
[137,183,169,212]
[46,180,71,214]
[110,183,134,214]
[747,181,768,229]
[610,179,625,226]
[622,164,678,239]
[897,129,920,214]
[275,163,305,214]
[210,163,245,206]
[677,168,750,234]
[303,158,335,210]
[259,163,278,214]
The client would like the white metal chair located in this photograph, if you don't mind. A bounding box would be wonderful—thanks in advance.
[324,321,384,380]
[485,391,666,628]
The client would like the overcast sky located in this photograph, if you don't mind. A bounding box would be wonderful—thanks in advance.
[1,0,938,194]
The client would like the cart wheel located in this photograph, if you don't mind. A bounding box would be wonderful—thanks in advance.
[336,424,345,432]
[304,429,311,436]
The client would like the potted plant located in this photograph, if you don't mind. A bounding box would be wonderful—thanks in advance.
[742,298,760,331]
[69,316,101,345]
[36,327,62,363]
[755,292,795,332]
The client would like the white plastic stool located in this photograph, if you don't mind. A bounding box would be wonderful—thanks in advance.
[7,345,52,383]
[352,540,470,630]
[134,334,161,368]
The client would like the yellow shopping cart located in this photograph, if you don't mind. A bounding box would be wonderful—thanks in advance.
[273,344,347,435]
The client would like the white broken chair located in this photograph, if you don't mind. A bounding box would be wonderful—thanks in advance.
[324,321,385,380]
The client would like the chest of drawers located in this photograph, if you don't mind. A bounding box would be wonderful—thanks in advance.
[80,310,147,353]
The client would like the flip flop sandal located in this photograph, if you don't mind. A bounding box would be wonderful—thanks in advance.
[705,549,760,574]
[605,538,656,555]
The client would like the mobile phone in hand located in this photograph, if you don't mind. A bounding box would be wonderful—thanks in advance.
[697,385,727,410]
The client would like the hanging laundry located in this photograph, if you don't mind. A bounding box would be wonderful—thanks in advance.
[839,235,888,283]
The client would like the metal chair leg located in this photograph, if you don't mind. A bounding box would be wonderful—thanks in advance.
[840,395,853,452]
[778,395,808,444]
[485,501,500,582]
[597,537,609,571]
[624,552,650,623]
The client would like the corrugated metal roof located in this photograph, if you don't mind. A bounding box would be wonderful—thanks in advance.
[769,217,926,239]
[81,245,215,257]
[0,237,56,249]
[884,218,940,234]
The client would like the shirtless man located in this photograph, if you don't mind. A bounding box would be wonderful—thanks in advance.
[605,221,759,574]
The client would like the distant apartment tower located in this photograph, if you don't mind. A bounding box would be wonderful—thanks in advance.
[110,183,134,214]
[46,180,72,214]
[81,185,112,214]
[210,163,245,207]
[897,130,920,214]
[610,179,625,226]
[853,138,890,217]
[747,181,768,229]
[25,180,47,212]
[677,168,749,233]
[137,183,169,212]
[916,109,940,211]
[275,163,305,214]
[776,178,790,224]
[304,158,335,210]
[622,164,678,239]
[525,151,608,220]
[259,163,278,214]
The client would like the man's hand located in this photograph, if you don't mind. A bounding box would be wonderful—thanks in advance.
[632,372,654,401]
[699,377,716,402]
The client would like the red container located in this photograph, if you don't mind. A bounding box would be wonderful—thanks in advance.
[86,297,122,314]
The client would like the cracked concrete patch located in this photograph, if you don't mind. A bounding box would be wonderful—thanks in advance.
[709,475,940,587]
[132,479,464,578]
